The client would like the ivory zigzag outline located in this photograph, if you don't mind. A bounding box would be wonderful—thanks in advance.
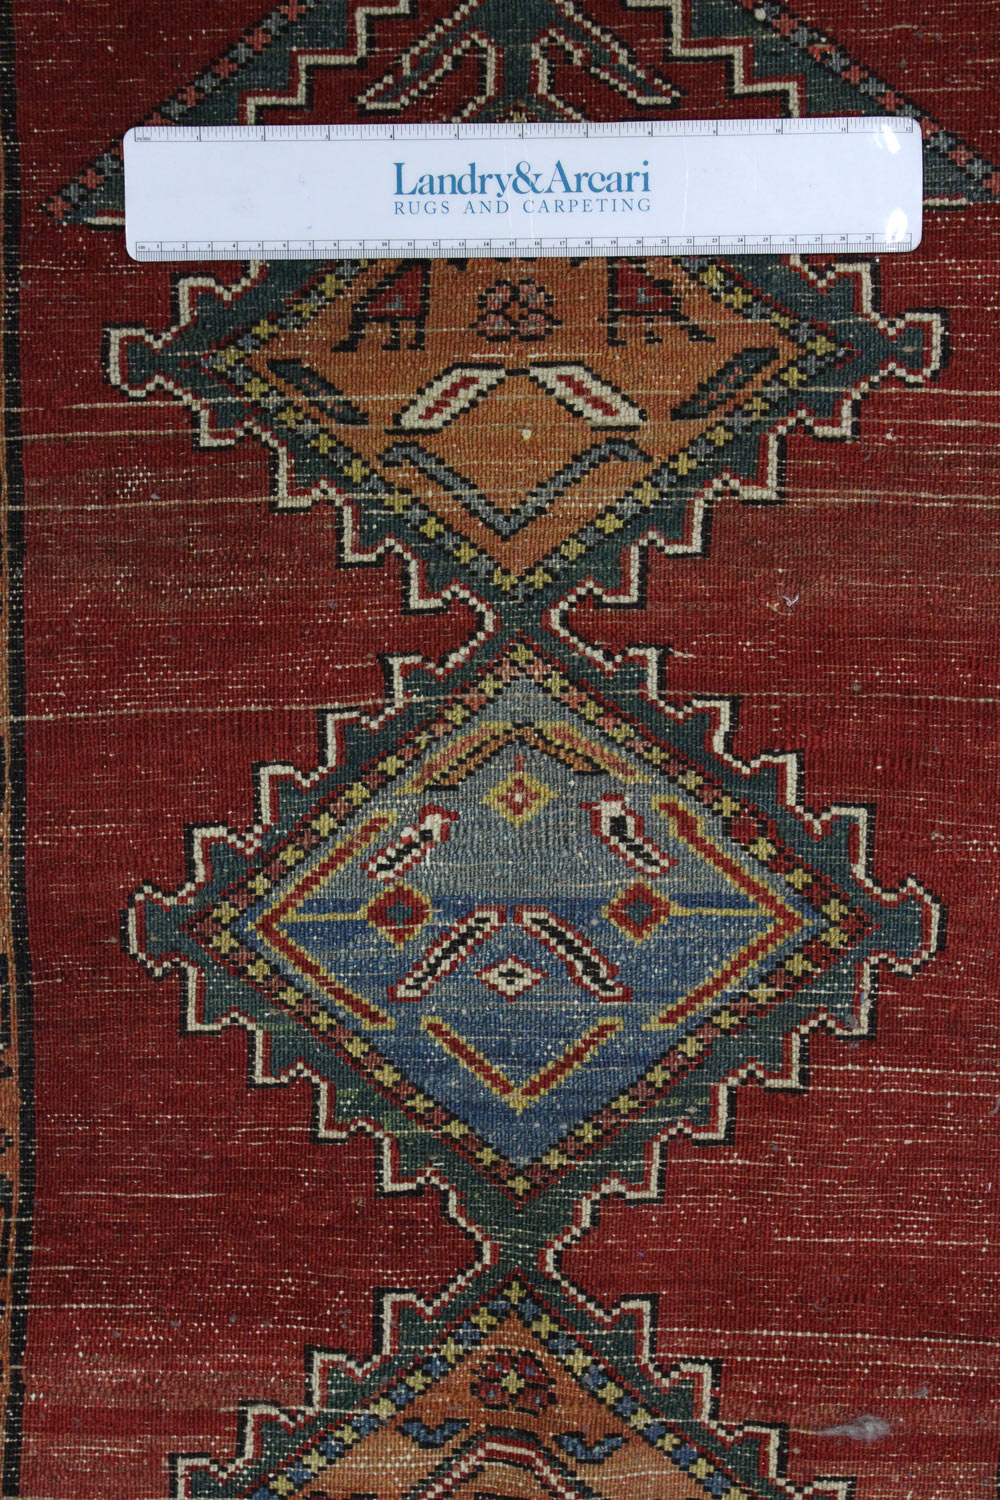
[45,0,1000,222]
[126,639,943,1223]
[169,1269,856,1500]
[103,257,948,608]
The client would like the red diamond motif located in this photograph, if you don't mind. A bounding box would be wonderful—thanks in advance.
[362,881,433,948]
[604,881,672,943]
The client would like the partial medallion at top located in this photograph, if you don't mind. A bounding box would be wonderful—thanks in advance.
[107,255,945,603]
[130,643,940,1209]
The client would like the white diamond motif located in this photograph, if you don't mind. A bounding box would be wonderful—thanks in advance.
[477,955,547,1000]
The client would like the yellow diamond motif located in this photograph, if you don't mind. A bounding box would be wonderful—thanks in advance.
[483,771,555,827]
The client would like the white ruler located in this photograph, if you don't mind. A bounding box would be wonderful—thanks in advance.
[124,118,922,261]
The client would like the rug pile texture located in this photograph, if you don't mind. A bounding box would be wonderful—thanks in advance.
[3,1,1000,1496]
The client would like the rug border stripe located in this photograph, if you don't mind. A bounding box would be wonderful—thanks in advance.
[0,0,35,1490]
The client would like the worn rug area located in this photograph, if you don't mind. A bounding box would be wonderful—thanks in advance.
[2,1,999,1496]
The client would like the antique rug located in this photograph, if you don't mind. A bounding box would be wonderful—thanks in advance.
[3,1,999,1496]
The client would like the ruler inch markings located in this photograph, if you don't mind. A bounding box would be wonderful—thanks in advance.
[130,116,918,143]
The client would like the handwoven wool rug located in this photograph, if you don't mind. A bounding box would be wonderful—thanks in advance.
[3,1,999,1496]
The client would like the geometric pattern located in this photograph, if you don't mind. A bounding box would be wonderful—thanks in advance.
[46,0,1000,226]
[130,640,940,1216]
[477,955,548,999]
[105,254,947,603]
[37,0,979,1493]
[174,1279,855,1500]
[173,1278,863,1500]
[483,767,556,826]
[123,615,944,1498]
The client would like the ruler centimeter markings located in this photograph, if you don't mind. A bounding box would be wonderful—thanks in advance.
[129,237,914,261]
[128,118,915,140]
[124,117,922,261]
